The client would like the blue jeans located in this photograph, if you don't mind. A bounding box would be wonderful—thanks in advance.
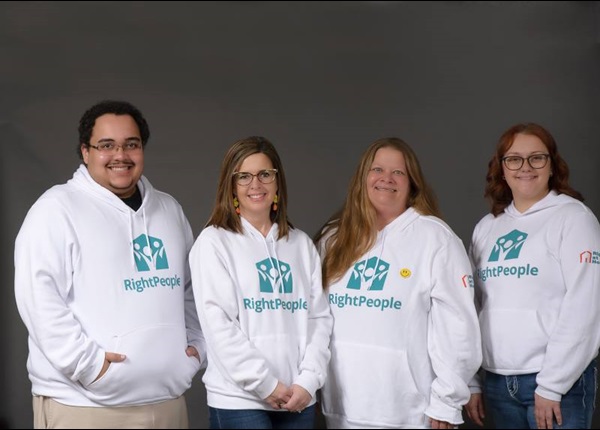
[484,359,597,429]
[208,405,316,429]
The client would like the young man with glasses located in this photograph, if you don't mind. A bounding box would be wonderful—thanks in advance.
[466,123,600,429]
[14,100,206,429]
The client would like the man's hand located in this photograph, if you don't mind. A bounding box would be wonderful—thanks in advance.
[93,351,126,382]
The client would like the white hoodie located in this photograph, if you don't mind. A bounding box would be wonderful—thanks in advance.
[14,164,206,407]
[469,191,600,401]
[189,217,333,409]
[319,207,482,428]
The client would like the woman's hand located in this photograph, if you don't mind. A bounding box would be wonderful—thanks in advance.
[535,393,562,429]
[282,384,312,413]
[265,381,293,410]
[465,392,485,426]
[430,418,457,429]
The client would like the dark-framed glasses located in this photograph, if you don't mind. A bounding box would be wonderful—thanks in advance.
[502,154,550,171]
[88,141,143,154]
[233,169,278,186]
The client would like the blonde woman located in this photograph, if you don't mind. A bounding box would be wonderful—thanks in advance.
[316,137,481,429]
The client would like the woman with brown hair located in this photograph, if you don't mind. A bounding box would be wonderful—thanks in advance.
[466,123,600,429]
[190,136,333,429]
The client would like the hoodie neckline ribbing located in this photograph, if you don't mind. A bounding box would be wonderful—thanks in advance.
[504,190,561,218]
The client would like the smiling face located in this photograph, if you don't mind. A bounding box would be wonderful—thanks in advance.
[503,133,551,212]
[367,147,410,227]
[234,152,278,224]
[80,113,144,198]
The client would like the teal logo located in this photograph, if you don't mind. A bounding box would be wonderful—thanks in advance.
[488,229,528,262]
[347,257,389,291]
[256,258,293,293]
[133,234,169,272]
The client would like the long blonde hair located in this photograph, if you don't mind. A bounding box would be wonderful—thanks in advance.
[316,137,440,286]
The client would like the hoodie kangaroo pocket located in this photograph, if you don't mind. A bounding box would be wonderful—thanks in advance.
[85,324,200,406]
[251,334,300,385]
[480,308,548,371]
[322,341,426,426]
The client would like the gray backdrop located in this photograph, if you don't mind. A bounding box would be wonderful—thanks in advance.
[1,1,599,428]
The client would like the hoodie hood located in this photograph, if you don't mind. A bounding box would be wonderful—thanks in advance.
[504,190,573,218]
[240,216,279,241]
[381,207,420,236]
[69,164,153,213]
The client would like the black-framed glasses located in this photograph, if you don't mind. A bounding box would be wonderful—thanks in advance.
[232,169,278,186]
[502,154,550,171]
[88,141,143,154]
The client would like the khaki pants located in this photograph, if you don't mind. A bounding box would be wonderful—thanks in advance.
[32,395,189,429]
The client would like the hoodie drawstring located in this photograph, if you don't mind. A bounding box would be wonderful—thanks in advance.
[369,231,387,290]
[260,234,285,293]
[142,208,154,269]
[128,211,136,270]
[270,236,285,293]
[362,230,387,291]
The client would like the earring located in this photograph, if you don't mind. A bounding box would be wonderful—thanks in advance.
[272,195,278,211]
[233,197,240,215]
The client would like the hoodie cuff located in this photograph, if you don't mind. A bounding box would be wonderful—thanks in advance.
[468,371,483,393]
[535,386,563,402]
[425,393,464,426]
[293,371,319,399]
[255,375,279,400]
[469,386,482,394]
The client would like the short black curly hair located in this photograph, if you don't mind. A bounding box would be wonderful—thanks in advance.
[77,100,150,160]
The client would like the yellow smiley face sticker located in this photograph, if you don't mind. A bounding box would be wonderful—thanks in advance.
[400,268,411,278]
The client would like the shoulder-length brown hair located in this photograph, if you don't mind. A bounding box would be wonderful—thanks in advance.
[317,137,441,287]
[485,123,583,216]
[205,136,293,239]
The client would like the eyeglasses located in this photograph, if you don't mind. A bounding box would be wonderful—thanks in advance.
[88,141,143,154]
[502,154,550,171]
[232,169,278,186]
